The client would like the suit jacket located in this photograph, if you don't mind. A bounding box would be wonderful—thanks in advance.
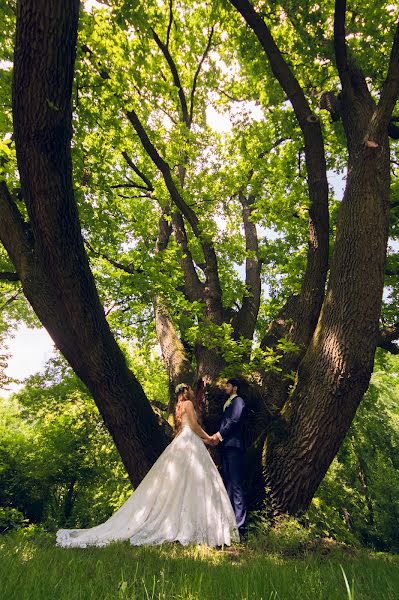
[219,395,245,451]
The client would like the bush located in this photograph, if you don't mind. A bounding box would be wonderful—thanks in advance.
[248,514,317,556]
[0,507,27,533]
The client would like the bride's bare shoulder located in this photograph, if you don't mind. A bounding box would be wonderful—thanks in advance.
[182,399,194,412]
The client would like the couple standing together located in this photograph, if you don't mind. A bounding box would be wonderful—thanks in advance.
[57,379,246,548]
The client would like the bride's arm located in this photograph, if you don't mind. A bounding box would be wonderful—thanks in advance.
[184,401,212,443]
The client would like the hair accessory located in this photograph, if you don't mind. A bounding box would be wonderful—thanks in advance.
[175,383,189,394]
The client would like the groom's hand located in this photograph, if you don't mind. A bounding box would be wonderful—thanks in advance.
[210,434,220,446]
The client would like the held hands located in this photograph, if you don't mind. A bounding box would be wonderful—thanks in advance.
[205,434,220,446]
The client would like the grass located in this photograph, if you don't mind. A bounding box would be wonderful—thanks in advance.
[1,532,398,600]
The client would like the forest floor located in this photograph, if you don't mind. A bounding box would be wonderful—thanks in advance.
[1,531,398,599]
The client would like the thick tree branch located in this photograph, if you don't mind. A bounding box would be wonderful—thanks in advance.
[154,205,194,407]
[333,0,353,95]
[229,141,294,339]
[126,107,223,322]
[172,211,204,302]
[0,181,32,276]
[154,297,194,410]
[155,206,172,254]
[228,0,329,298]
[379,20,399,116]
[126,109,199,230]
[151,27,189,127]
[229,0,329,385]
[232,190,261,340]
[228,0,316,126]
[0,271,20,281]
[84,22,223,322]
[369,20,399,140]
[377,323,399,346]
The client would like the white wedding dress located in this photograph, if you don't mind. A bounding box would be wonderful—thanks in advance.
[56,414,239,547]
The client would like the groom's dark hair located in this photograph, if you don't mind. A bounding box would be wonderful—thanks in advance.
[227,378,240,394]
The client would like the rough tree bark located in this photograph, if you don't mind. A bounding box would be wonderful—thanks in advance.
[229,0,399,514]
[2,0,398,520]
[0,0,169,487]
[154,208,195,411]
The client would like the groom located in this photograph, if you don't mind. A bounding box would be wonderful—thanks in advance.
[210,378,247,538]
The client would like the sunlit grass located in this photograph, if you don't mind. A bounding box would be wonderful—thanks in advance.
[1,532,398,599]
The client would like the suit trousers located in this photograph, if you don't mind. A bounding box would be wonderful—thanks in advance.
[221,446,246,532]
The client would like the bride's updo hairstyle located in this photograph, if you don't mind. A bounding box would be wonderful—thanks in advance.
[174,383,196,435]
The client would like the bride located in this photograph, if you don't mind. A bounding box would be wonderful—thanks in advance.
[56,383,239,547]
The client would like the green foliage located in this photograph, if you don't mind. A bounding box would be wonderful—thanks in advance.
[0,361,132,529]
[2,348,398,555]
[307,352,399,552]
[0,506,27,533]
[0,0,399,566]
[66,0,334,351]
[124,341,169,406]
[1,0,398,360]
[0,340,170,532]
[248,514,318,556]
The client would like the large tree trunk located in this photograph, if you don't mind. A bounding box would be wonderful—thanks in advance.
[264,130,390,514]
[0,0,169,487]
[2,0,398,521]
[155,299,194,409]
[153,210,195,413]
[228,0,399,516]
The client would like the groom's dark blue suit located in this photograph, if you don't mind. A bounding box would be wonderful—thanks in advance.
[218,395,246,533]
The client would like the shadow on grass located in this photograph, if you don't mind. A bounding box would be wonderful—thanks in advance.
[0,531,398,600]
